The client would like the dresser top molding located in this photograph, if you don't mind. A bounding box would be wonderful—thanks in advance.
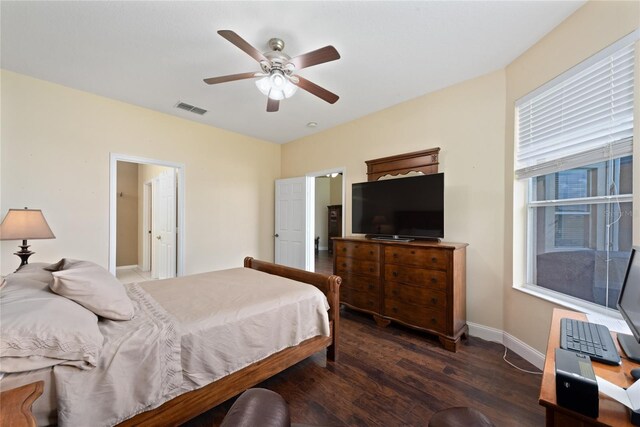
[365,148,440,182]
[334,236,468,250]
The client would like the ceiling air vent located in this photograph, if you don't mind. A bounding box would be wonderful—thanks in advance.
[175,102,207,115]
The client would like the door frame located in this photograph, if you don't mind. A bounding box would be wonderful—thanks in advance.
[109,153,185,276]
[305,167,346,272]
[141,180,153,272]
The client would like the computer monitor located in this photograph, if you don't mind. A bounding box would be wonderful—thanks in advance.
[617,246,640,363]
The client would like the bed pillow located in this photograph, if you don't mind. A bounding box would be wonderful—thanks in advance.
[0,274,104,373]
[50,261,134,321]
[44,258,66,272]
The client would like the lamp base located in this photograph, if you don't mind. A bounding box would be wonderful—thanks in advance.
[14,240,34,271]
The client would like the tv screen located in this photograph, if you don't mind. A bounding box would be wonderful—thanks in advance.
[352,173,444,239]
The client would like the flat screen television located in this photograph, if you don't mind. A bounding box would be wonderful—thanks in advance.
[352,173,444,240]
[616,246,640,363]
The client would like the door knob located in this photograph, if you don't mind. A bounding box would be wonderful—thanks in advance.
[156,235,161,240]
[274,234,279,237]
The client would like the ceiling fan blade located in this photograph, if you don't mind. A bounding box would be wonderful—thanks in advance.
[287,46,340,70]
[266,97,280,112]
[218,30,268,63]
[293,76,339,104]
[203,72,261,85]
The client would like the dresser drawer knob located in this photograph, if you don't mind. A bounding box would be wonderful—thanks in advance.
[431,298,437,304]
[430,277,437,283]
[392,307,398,313]
[342,263,347,268]
[393,253,398,258]
[342,247,347,252]
[392,271,398,277]
[368,284,374,290]
[431,257,437,263]
[369,268,374,272]
[411,250,415,255]
[369,250,374,255]
[431,318,437,324]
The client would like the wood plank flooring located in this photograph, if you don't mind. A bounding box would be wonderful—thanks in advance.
[315,249,334,275]
[182,309,544,427]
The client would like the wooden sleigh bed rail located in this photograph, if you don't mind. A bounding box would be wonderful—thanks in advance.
[119,258,341,427]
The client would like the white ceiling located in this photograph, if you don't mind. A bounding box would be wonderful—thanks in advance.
[1,1,585,144]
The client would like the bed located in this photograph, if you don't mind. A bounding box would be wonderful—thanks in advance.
[0,257,341,426]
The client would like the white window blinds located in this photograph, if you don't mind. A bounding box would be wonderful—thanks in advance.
[515,31,637,179]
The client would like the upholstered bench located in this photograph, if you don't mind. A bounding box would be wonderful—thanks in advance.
[429,407,495,427]
[220,388,290,427]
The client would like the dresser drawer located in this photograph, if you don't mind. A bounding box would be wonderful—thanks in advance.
[335,256,379,277]
[385,246,450,270]
[385,282,446,310]
[335,241,380,262]
[383,298,446,333]
[341,274,380,294]
[342,287,380,313]
[384,265,447,291]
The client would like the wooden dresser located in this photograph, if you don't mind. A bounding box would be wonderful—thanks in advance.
[333,236,468,351]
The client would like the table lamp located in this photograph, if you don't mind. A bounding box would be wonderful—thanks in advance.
[0,207,55,270]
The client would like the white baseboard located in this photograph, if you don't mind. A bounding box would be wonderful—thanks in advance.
[318,246,328,251]
[115,265,138,271]
[467,321,545,370]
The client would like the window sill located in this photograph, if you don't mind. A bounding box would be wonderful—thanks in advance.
[513,283,623,319]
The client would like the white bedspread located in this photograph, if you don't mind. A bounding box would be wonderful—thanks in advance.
[54,283,183,426]
[51,267,330,426]
[140,267,331,389]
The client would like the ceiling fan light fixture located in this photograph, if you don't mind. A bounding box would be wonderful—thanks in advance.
[255,70,297,100]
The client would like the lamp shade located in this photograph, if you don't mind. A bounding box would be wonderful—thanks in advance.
[0,208,55,240]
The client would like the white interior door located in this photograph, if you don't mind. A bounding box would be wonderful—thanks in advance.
[152,170,177,279]
[275,177,308,269]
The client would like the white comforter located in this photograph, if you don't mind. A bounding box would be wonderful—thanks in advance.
[53,267,330,426]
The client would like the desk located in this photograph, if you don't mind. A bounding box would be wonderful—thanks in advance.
[540,308,639,426]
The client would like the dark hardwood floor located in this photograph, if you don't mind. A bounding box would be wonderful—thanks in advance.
[182,309,544,427]
[314,249,334,275]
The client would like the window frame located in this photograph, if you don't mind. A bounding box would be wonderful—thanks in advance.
[514,31,637,316]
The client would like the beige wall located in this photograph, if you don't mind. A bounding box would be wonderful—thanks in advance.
[0,70,281,275]
[116,161,139,266]
[329,174,343,206]
[504,1,640,352]
[282,70,507,331]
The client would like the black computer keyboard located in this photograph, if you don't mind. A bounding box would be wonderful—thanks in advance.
[560,318,621,365]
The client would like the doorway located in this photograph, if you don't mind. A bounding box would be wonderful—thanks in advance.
[313,173,343,275]
[109,154,185,279]
[274,167,345,273]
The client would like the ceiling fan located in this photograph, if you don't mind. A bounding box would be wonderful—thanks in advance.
[204,30,341,112]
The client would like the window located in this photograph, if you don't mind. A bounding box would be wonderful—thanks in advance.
[515,32,636,310]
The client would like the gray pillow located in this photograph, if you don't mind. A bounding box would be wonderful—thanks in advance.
[44,258,66,272]
[0,274,104,373]
[50,261,134,321]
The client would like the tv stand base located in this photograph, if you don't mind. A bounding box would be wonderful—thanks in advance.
[369,236,414,242]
